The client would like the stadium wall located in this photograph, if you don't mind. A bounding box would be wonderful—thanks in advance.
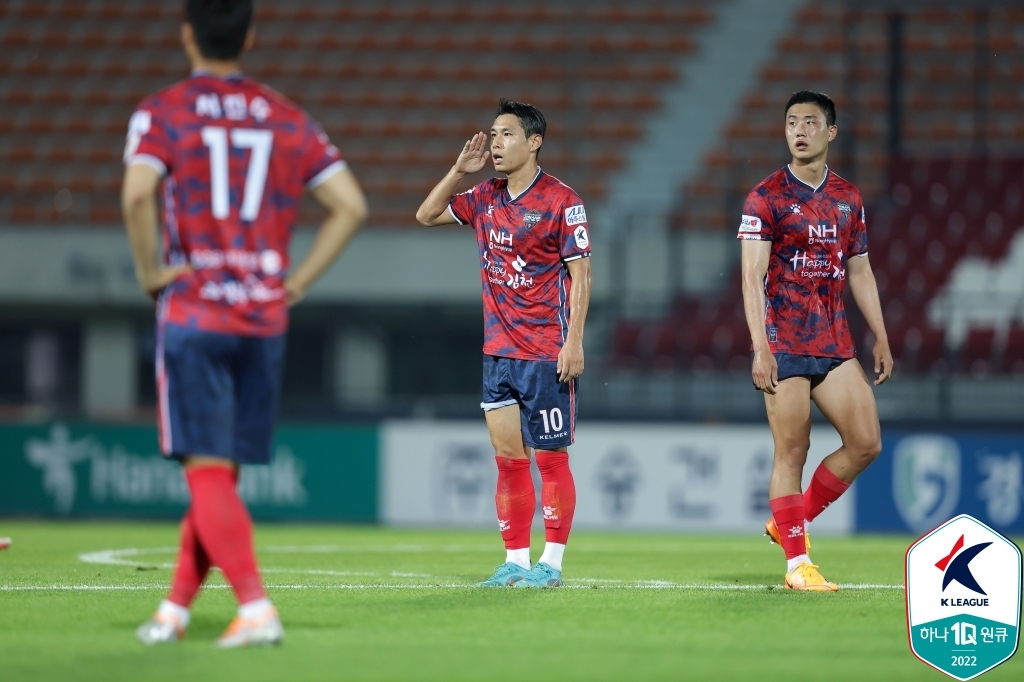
[4,420,1021,535]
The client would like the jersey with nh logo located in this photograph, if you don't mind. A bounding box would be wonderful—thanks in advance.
[449,171,591,361]
[124,71,344,337]
[737,166,868,358]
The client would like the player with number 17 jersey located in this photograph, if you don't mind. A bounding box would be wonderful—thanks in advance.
[125,72,345,337]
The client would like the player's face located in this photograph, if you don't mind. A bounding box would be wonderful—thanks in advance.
[785,103,836,162]
[490,114,540,173]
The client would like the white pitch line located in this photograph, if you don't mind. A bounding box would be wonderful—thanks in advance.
[0,582,905,592]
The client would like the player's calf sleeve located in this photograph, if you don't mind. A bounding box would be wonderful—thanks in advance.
[803,463,851,523]
[185,466,267,605]
[769,494,807,560]
[536,451,576,545]
[495,456,535,550]
[168,509,211,607]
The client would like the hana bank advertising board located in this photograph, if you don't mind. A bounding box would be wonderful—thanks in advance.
[379,421,853,534]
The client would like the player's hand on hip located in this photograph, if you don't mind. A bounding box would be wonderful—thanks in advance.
[454,132,490,175]
[140,264,191,301]
[752,348,778,394]
[557,342,584,383]
[873,338,894,385]
[284,277,306,307]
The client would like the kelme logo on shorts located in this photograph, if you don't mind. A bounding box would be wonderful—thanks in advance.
[906,514,1021,680]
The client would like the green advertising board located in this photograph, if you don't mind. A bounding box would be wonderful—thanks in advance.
[0,421,377,521]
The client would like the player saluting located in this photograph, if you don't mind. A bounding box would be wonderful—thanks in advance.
[739,91,892,591]
[417,100,592,588]
[123,0,366,645]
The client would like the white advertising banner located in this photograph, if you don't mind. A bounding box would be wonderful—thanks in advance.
[381,421,853,534]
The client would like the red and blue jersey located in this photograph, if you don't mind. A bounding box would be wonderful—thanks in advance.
[124,71,344,337]
[449,171,591,361]
[737,166,868,358]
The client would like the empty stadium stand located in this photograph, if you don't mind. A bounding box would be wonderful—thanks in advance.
[0,0,714,226]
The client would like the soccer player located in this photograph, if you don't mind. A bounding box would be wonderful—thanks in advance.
[123,0,366,645]
[738,91,891,591]
[416,99,592,589]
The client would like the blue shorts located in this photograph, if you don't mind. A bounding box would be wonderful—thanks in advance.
[761,353,849,389]
[481,355,577,449]
[157,322,286,464]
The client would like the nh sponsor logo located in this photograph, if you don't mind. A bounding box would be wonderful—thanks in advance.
[488,229,513,252]
[808,224,838,244]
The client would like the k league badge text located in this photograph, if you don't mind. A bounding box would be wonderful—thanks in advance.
[906,514,1022,680]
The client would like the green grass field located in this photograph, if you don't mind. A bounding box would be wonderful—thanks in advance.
[0,521,1019,681]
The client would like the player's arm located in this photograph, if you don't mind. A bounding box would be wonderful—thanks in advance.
[557,257,592,383]
[121,163,191,300]
[741,239,777,394]
[286,167,368,306]
[846,254,893,385]
[415,132,489,225]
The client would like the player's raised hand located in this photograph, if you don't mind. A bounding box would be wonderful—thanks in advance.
[557,341,585,383]
[751,348,778,394]
[453,132,490,175]
[873,337,894,385]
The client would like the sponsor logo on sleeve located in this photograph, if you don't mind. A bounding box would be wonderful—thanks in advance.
[739,215,761,233]
[574,226,590,249]
[565,205,587,226]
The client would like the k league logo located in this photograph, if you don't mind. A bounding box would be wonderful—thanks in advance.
[906,514,1022,680]
[894,434,962,532]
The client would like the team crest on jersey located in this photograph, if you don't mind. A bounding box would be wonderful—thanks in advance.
[565,205,587,226]
[523,209,542,229]
[837,201,852,214]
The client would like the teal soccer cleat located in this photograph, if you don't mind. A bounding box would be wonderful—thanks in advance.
[477,562,530,587]
[513,562,562,588]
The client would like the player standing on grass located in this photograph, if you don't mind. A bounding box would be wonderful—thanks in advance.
[123,0,366,645]
[416,100,591,589]
[739,91,891,591]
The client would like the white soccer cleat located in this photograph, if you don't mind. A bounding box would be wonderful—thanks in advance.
[0,537,11,550]
[216,608,284,648]
[136,613,186,645]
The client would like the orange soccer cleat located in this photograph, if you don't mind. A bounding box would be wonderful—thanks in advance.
[765,517,811,553]
[785,562,839,592]
[216,608,284,648]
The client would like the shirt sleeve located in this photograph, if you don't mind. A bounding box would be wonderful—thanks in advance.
[559,196,591,261]
[736,191,774,241]
[448,185,480,226]
[849,199,869,256]
[124,107,173,176]
[300,115,347,190]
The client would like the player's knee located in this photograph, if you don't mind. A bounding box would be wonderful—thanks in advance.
[777,441,810,466]
[848,432,882,466]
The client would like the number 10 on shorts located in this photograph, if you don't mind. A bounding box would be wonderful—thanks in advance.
[538,408,563,433]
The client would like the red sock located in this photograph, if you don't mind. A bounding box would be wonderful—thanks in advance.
[536,451,576,544]
[803,463,851,523]
[769,494,806,560]
[185,466,266,605]
[495,456,535,550]
[168,509,211,607]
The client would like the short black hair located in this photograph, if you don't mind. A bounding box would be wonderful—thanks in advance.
[495,98,547,142]
[785,90,836,127]
[185,0,253,60]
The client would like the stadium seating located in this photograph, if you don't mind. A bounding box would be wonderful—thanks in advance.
[0,0,714,226]
[611,1,1024,376]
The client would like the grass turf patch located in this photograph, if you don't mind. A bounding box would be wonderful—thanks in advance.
[0,521,1020,681]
